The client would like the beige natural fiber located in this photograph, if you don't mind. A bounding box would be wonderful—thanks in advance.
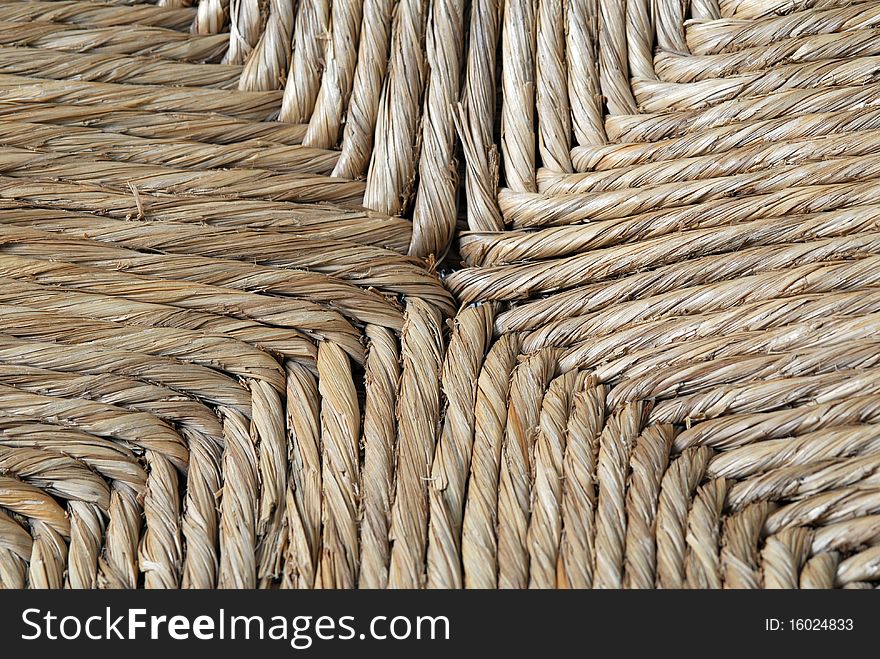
[447,0,880,590]
[1,0,880,590]
[0,0,458,591]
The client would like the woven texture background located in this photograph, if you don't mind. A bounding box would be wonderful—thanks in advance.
[1,0,880,589]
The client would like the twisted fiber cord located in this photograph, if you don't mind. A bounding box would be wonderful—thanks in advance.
[6,0,880,590]
[527,369,583,587]
[687,2,880,55]
[452,228,880,308]
[0,426,138,588]
[0,385,190,470]
[684,477,726,588]
[426,304,494,588]
[653,0,688,56]
[225,0,261,65]
[0,507,33,578]
[766,488,880,541]
[572,104,880,172]
[457,0,502,230]
[595,315,880,390]
[192,0,227,33]
[0,75,283,120]
[0,188,411,253]
[502,170,876,232]
[444,0,880,590]
[253,378,288,585]
[40,0,166,5]
[634,56,880,115]
[100,484,140,588]
[278,0,329,123]
[461,200,880,267]
[0,555,26,590]
[576,317,875,398]
[658,448,714,589]
[500,0,538,193]
[0,1,196,29]
[28,521,68,588]
[0,21,229,61]
[621,423,674,589]
[238,0,294,91]
[0,251,360,357]
[516,257,880,354]
[657,27,880,83]
[719,0,869,21]
[0,420,146,500]
[0,304,286,392]
[0,337,243,587]
[459,223,880,316]
[604,343,880,413]
[0,218,408,327]
[1,472,76,588]
[649,371,880,435]
[566,0,605,148]
[597,0,636,115]
[495,247,880,350]
[558,378,605,588]
[497,348,555,588]
[218,408,258,588]
[535,0,572,173]
[593,402,646,588]
[0,200,436,588]
[0,218,451,318]
[387,299,443,588]
[0,334,251,413]
[0,428,125,587]
[542,126,880,195]
[281,360,321,589]
[0,368,223,576]
[626,0,654,82]
[710,424,877,477]
[410,0,465,257]
[500,152,880,229]
[333,0,395,180]
[141,450,182,588]
[303,0,363,148]
[2,258,352,363]
[0,120,339,174]
[605,82,880,144]
[0,476,68,544]
[358,326,399,588]
[0,46,243,89]
[460,333,520,588]
[0,146,365,205]
[0,101,307,144]
[0,447,111,519]
[8,293,284,580]
[364,0,428,216]
[0,388,189,588]
[316,341,360,588]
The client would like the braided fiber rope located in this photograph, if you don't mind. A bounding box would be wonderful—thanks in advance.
[0,0,459,590]
[0,0,879,590]
[448,0,880,590]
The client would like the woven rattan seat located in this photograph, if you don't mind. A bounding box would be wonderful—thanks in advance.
[439,0,880,589]
[0,0,459,589]
[1,0,880,590]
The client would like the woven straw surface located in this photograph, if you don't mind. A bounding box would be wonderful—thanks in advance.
[1,0,880,589]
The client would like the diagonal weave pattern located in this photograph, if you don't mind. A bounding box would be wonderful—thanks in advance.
[0,0,460,589]
[1,0,880,590]
[444,0,880,589]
